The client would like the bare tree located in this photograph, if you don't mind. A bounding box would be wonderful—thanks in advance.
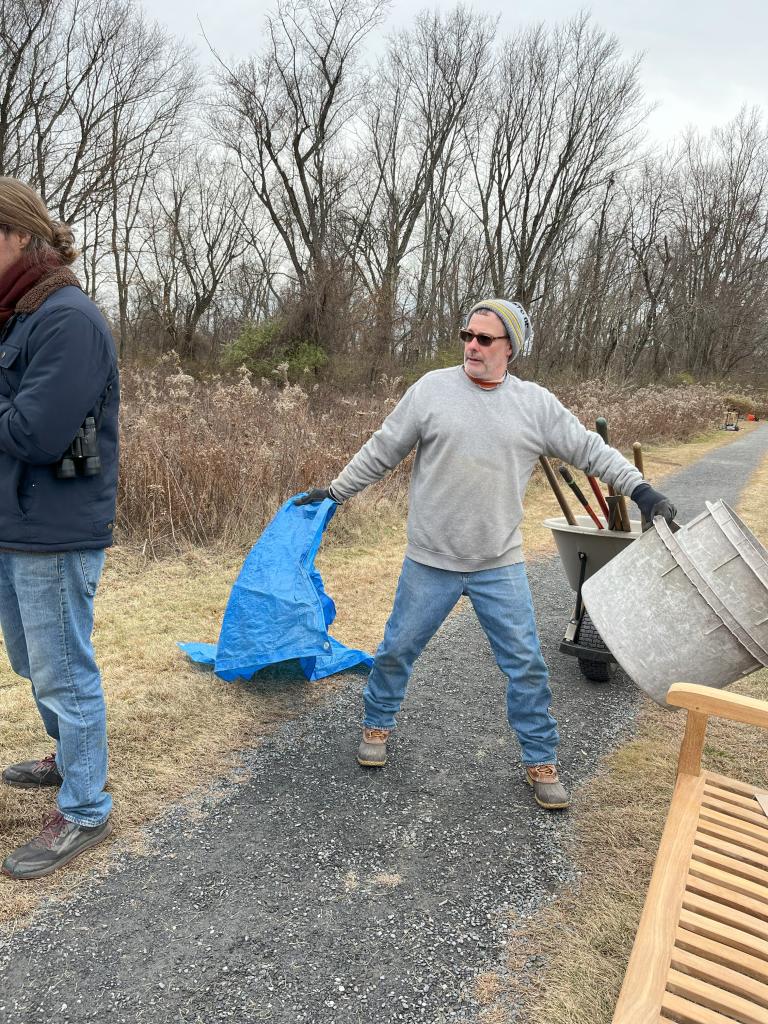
[352,7,494,371]
[468,14,646,307]
[135,151,251,359]
[102,14,196,356]
[663,110,768,376]
[213,0,387,349]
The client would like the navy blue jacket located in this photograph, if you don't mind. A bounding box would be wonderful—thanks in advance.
[0,285,119,551]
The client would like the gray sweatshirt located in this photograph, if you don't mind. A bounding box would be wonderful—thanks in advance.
[331,366,643,572]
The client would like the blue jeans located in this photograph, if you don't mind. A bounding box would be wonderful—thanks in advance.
[363,558,559,765]
[0,550,110,826]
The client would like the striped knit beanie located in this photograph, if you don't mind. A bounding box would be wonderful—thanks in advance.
[465,298,533,361]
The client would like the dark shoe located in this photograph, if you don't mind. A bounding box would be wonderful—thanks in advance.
[526,764,570,810]
[2,753,62,789]
[2,811,112,880]
[357,727,390,767]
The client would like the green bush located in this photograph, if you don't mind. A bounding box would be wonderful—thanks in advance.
[286,341,328,377]
[222,321,327,380]
[668,371,697,386]
[222,320,282,374]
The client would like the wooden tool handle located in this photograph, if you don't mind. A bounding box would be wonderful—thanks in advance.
[633,441,646,528]
[596,416,631,531]
[539,456,577,526]
[633,441,645,477]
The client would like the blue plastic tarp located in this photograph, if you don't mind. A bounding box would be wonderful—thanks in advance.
[179,497,374,682]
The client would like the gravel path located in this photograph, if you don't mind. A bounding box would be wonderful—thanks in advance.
[657,423,768,523]
[1,424,767,1024]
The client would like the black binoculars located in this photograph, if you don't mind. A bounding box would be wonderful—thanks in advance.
[55,416,101,479]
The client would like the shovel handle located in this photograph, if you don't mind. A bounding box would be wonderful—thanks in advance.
[632,442,645,477]
[595,417,631,531]
[539,456,577,526]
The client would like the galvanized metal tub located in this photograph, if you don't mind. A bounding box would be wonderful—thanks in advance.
[674,500,768,660]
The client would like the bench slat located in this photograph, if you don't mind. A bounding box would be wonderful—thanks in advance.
[670,946,768,1008]
[685,876,768,923]
[697,819,768,860]
[661,990,756,1023]
[694,834,768,873]
[683,891,768,940]
[702,795,768,830]
[698,808,768,850]
[666,968,768,1023]
[675,927,768,985]
[705,770,768,800]
[703,785,768,815]
[692,845,768,888]
[689,859,768,907]
[678,908,768,961]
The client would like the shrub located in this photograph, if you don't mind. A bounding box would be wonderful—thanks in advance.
[116,364,727,555]
[222,321,327,380]
[722,393,758,416]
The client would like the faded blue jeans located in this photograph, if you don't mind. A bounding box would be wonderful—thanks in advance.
[0,550,110,826]
[363,557,559,765]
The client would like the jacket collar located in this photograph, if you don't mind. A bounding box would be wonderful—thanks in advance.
[15,268,82,315]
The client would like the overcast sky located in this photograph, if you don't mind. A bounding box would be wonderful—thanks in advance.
[152,0,767,144]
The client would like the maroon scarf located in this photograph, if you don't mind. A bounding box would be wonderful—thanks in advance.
[0,256,62,325]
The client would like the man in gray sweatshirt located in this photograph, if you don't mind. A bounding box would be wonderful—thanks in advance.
[295,298,675,809]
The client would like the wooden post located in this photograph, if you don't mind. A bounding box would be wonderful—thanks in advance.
[676,710,708,778]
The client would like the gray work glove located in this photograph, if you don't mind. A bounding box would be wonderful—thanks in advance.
[631,482,677,526]
[293,487,338,507]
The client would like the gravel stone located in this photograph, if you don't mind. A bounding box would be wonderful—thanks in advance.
[1,424,766,1024]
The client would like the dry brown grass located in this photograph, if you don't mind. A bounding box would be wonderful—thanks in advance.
[117,359,410,554]
[0,401,757,927]
[117,362,745,556]
[501,440,768,1024]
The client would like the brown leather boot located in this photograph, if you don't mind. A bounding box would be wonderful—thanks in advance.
[357,728,390,767]
[526,764,570,810]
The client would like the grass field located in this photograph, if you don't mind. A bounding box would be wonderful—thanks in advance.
[0,422,761,927]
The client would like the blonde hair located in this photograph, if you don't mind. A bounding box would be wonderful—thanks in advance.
[0,177,79,266]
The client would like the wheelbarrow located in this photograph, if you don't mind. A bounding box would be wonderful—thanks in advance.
[543,513,642,682]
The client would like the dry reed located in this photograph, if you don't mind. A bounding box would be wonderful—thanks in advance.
[118,358,732,555]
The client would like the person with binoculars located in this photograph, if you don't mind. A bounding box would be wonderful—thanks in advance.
[0,178,119,880]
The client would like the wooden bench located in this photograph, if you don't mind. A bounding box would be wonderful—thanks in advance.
[612,682,768,1024]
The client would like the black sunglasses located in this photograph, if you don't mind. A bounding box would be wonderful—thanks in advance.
[459,328,508,347]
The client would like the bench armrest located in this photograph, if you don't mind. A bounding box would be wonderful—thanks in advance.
[667,683,768,730]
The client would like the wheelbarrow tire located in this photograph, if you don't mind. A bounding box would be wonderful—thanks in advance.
[578,657,611,683]
[577,612,612,683]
